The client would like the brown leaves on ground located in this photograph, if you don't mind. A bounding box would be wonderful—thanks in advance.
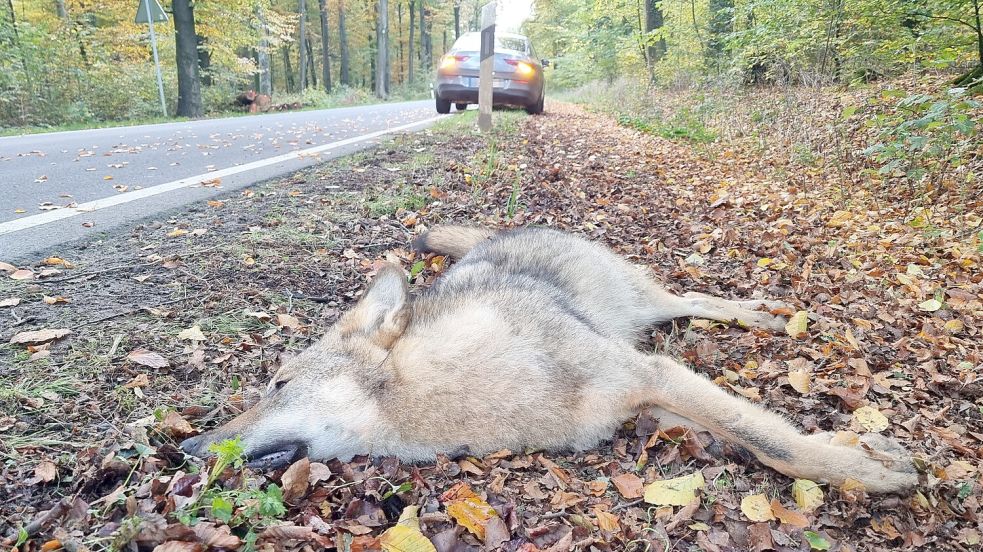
[126,349,169,369]
[9,328,71,345]
[1,98,980,551]
[281,457,311,501]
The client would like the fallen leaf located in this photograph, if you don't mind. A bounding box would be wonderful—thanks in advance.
[740,494,775,522]
[0,261,16,273]
[380,506,437,552]
[167,228,189,238]
[440,482,499,540]
[127,349,169,369]
[611,472,644,499]
[207,200,225,208]
[917,299,942,312]
[785,310,809,338]
[793,479,824,512]
[42,295,69,305]
[160,411,195,438]
[0,297,21,307]
[258,525,313,541]
[124,373,151,388]
[35,460,58,483]
[275,313,302,330]
[192,523,241,549]
[643,471,705,506]
[788,369,811,394]
[593,506,620,532]
[309,462,332,485]
[770,499,808,527]
[943,319,963,333]
[42,257,73,268]
[803,530,831,550]
[10,328,71,345]
[10,269,34,280]
[177,325,206,341]
[853,405,889,432]
[281,457,310,501]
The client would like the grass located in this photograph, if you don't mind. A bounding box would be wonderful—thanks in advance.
[0,84,432,137]
[366,188,428,217]
[616,111,717,144]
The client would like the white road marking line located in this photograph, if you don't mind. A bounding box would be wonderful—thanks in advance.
[0,115,444,236]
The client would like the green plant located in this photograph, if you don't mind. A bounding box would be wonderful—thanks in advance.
[863,88,979,198]
[505,178,522,219]
[174,438,287,543]
[617,110,717,144]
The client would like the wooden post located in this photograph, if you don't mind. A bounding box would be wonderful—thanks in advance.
[478,2,496,131]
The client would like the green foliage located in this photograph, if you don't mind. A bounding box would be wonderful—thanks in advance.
[527,0,983,89]
[174,438,286,539]
[617,110,717,143]
[863,87,979,193]
[366,187,427,217]
[803,530,832,550]
[0,0,468,128]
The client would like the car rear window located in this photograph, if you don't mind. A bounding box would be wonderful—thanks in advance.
[452,33,528,54]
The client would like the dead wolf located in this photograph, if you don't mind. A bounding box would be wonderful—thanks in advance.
[181,226,917,493]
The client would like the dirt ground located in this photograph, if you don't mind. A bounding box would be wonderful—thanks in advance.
[0,104,980,551]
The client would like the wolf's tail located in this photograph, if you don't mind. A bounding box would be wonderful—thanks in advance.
[413,225,497,259]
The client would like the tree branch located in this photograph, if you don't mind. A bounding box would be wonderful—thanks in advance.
[908,12,979,33]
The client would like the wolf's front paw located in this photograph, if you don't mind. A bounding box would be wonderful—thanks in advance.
[809,431,918,493]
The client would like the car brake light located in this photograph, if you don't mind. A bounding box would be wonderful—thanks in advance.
[505,59,535,77]
[440,55,470,70]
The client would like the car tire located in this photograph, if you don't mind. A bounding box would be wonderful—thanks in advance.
[455,103,468,111]
[525,93,544,115]
[436,97,451,114]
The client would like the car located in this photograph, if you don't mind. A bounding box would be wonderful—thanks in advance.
[434,31,547,115]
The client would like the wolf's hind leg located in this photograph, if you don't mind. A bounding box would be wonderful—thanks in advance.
[636,354,917,493]
[643,288,790,331]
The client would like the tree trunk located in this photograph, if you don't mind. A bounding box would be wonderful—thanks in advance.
[419,1,430,74]
[255,5,273,96]
[306,37,317,87]
[318,0,332,92]
[299,0,307,91]
[642,0,666,83]
[397,2,404,84]
[376,0,389,98]
[338,0,350,85]
[453,2,460,39]
[282,45,295,92]
[172,0,203,117]
[54,0,68,20]
[197,35,213,86]
[408,0,415,83]
[975,0,983,69]
[707,0,733,70]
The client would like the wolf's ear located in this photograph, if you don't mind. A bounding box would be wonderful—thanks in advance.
[338,263,410,349]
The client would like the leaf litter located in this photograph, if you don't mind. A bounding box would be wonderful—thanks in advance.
[0,104,980,551]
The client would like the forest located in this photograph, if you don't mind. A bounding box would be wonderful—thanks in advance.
[2,0,981,129]
[526,0,983,90]
[0,0,493,128]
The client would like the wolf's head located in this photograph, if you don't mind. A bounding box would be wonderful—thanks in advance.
[179,264,410,469]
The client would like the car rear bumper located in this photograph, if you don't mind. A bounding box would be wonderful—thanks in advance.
[435,75,542,107]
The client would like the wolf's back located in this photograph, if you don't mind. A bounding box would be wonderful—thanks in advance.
[413,225,497,259]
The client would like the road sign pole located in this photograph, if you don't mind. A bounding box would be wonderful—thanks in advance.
[478,2,496,132]
[144,0,167,117]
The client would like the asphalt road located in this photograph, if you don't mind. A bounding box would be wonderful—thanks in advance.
[0,99,442,261]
